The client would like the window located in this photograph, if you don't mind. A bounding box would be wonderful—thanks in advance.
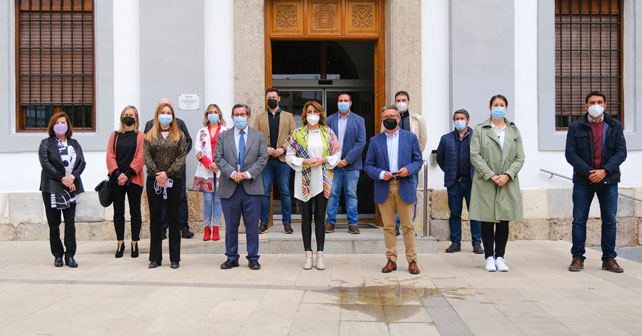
[16,0,94,131]
[555,0,622,129]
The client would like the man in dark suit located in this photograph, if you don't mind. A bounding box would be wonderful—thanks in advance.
[144,97,194,239]
[436,109,483,254]
[215,104,268,270]
[364,105,423,275]
[325,92,366,234]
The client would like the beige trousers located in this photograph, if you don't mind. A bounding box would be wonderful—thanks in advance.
[378,179,417,263]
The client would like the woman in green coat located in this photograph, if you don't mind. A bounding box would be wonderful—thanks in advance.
[470,94,525,272]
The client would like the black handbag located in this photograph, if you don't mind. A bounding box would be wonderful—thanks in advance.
[95,178,113,207]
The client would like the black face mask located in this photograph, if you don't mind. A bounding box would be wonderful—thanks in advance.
[267,99,278,109]
[383,118,398,130]
[123,116,135,126]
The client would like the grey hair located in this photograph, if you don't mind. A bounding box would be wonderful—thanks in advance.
[381,104,400,117]
[232,103,251,116]
[453,109,470,120]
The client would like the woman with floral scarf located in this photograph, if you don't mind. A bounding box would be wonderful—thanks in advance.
[286,101,340,271]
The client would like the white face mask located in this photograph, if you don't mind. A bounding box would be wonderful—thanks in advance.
[396,102,408,113]
[306,114,320,126]
[588,104,605,118]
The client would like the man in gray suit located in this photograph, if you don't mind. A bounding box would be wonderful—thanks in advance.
[214,104,268,270]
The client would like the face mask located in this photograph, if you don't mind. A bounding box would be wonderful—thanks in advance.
[207,113,220,124]
[491,107,506,120]
[306,114,320,126]
[396,102,408,113]
[123,116,135,126]
[158,114,173,126]
[234,116,247,129]
[454,120,467,131]
[338,102,350,113]
[383,118,398,131]
[267,99,278,109]
[588,104,605,118]
[53,123,68,135]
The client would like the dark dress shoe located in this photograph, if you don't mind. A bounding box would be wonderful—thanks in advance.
[259,223,268,234]
[65,256,78,268]
[284,223,293,234]
[131,242,139,258]
[472,244,484,255]
[170,262,180,269]
[602,259,623,273]
[248,260,261,270]
[161,231,167,240]
[568,257,584,272]
[54,257,63,267]
[408,261,420,274]
[348,225,360,234]
[395,226,400,237]
[381,260,397,273]
[220,259,240,269]
[115,242,125,258]
[148,261,161,269]
[181,229,194,239]
[445,243,461,253]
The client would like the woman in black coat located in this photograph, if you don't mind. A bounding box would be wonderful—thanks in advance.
[38,112,86,268]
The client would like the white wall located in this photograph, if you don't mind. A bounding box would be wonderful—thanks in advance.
[113,0,141,129]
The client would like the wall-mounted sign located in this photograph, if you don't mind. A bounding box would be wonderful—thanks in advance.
[178,94,199,110]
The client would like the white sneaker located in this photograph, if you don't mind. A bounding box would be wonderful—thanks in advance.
[495,257,509,272]
[315,251,325,270]
[303,251,313,270]
[485,256,497,272]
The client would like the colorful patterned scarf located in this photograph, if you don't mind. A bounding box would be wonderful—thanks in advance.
[287,125,340,198]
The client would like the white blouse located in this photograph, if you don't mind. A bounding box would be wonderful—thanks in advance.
[286,129,340,202]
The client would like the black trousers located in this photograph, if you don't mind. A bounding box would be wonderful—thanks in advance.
[112,182,143,241]
[300,193,327,252]
[147,176,182,263]
[481,221,509,259]
[42,192,76,258]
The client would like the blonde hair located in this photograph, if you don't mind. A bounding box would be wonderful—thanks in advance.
[203,104,226,127]
[145,103,180,142]
[301,101,326,126]
[117,105,140,133]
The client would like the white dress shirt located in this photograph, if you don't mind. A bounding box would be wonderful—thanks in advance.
[491,122,506,150]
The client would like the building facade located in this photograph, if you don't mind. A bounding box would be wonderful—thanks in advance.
[0,0,641,244]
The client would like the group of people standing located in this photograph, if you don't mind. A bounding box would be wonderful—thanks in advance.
[38,88,627,274]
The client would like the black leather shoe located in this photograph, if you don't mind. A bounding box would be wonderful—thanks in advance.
[395,226,400,237]
[161,231,167,240]
[65,256,78,268]
[148,261,161,269]
[54,257,63,267]
[248,260,261,270]
[131,242,139,258]
[445,243,461,253]
[170,261,180,269]
[472,244,484,255]
[182,229,194,239]
[220,259,240,269]
[115,242,125,258]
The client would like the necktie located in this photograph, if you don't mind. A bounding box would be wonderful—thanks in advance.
[238,130,245,171]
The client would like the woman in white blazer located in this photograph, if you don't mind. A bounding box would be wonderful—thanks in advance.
[193,104,228,241]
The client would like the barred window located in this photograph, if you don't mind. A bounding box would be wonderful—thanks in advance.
[555,0,622,129]
[16,0,94,132]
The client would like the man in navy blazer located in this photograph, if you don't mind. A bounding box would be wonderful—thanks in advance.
[325,92,366,234]
[364,105,423,274]
[436,109,483,255]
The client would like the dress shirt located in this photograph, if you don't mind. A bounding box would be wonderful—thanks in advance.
[337,111,349,152]
[233,126,252,179]
[491,122,506,150]
[379,129,400,180]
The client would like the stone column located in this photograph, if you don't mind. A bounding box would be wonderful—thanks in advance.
[234,0,265,115]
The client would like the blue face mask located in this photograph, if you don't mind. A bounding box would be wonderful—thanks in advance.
[491,107,506,120]
[207,113,220,124]
[338,102,350,113]
[234,116,247,129]
[454,120,467,131]
[158,114,173,126]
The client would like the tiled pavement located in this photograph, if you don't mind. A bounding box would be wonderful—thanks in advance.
[0,240,641,335]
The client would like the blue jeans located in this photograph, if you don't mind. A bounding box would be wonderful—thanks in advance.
[202,186,222,227]
[161,164,190,232]
[447,178,481,245]
[396,173,419,227]
[571,183,618,261]
[325,168,360,226]
[260,158,292,225]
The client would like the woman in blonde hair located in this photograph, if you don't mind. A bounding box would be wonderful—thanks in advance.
[106,105,145,258]
[144,103,187,269]
[193,104,228,241]
[286,101,340,270]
